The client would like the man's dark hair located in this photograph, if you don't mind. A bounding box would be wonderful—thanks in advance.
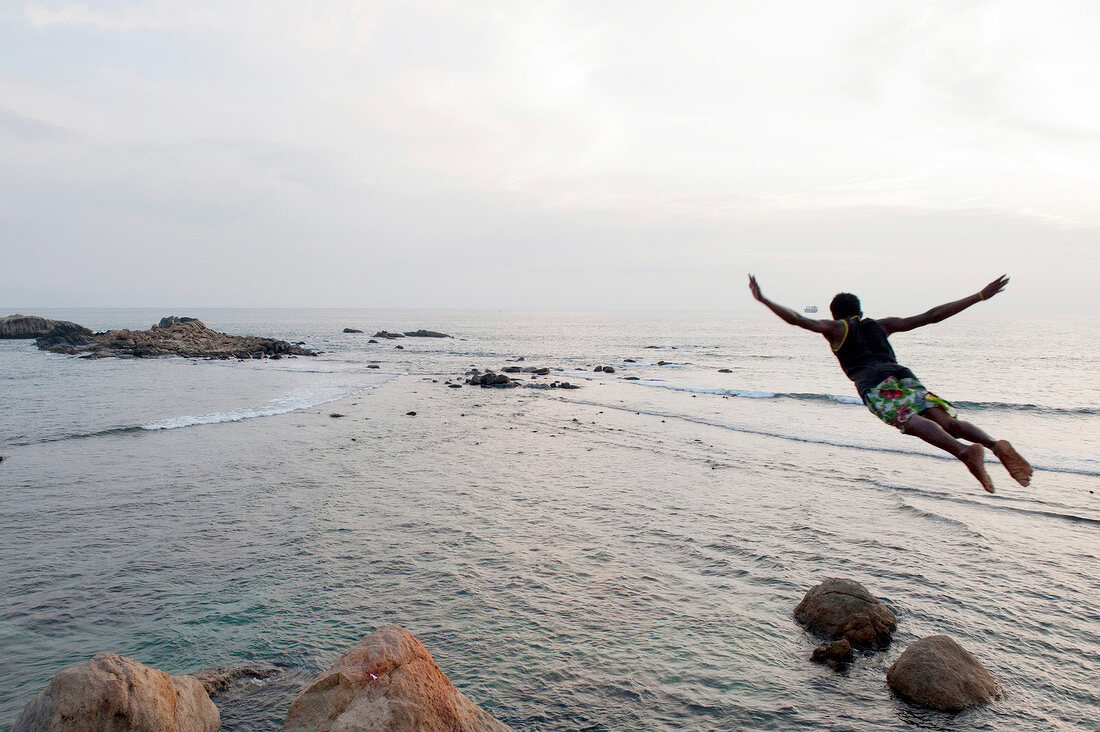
[830,292,861,320]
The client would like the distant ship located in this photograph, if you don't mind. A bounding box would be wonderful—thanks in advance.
[804,305,819,313]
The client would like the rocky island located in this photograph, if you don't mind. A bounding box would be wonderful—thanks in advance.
[24,316,316,360]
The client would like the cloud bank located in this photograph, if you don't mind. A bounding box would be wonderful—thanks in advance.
[2,1,1098,311]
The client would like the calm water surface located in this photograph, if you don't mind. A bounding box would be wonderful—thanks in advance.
[1,309,1097,730]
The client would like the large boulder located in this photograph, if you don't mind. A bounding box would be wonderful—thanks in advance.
[12,653,219,731]
[793,578,897,648]
[284,626,512,732]
[887,635,1002,711]
[0,314,57,338]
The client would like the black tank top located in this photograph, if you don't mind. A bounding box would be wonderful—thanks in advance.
[832,317,914,396]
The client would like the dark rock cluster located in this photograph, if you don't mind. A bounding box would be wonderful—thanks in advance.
[457,367,578,390]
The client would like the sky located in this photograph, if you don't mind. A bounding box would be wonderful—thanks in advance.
[2,1,1099,312]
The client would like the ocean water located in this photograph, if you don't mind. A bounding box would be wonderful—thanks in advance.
[1,308,1097,731]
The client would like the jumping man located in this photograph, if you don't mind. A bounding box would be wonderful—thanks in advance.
[748,274,1032,493]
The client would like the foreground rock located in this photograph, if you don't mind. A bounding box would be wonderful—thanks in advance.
[887,635,1002,711]
[1,314,68,339]
[35,317,316,359]
[284,625,512,732]
[13,653,218,731]
[794,578,897,648]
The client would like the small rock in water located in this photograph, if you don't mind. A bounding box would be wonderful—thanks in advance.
[395,345,404,349]
[449,384,462,388]
[330,413,345,418]
[406,411,417,416]
[887,635,1001,711]
[342,328,362,333]
[718,368,732,373]
[794,578,897,648]
[624,376,640,380]
[367,364,380,369]
[367,339,378,343]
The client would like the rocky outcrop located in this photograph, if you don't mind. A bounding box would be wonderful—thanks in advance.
[403,330,452,338]
[887,635,1001,711]
[35,317,315,359]
[284,625,512,732]
[1,314,63,339]
[372,329,452,339]
[12,653,219,732]
[794,578,897,648]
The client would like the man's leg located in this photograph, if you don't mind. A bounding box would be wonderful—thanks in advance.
[901,412,995,493]
[920,406,1032,486]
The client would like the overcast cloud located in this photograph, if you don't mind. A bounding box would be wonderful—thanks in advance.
[2,1,1098,312]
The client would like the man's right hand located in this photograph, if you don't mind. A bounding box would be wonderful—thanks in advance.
[748,274,764,302]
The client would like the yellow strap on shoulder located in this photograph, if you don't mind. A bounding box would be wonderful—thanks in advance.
[832,318,849,352]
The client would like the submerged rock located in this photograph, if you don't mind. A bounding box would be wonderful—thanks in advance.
[810,638,854,668]
[190,663,279,696]
[13,653,218,732]
[793,578,897,648]
[35,317,315,360]
[887,635,1001,711]
[284,625,512,732]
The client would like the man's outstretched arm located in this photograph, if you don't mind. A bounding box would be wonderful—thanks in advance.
[748,275,844,341]
[880,275,1009,334]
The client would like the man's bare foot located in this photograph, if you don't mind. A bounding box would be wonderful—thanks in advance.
[961,444,995,493]
[992,440,1032,486]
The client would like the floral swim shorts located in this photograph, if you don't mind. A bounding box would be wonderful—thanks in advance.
[863,375,957,431]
